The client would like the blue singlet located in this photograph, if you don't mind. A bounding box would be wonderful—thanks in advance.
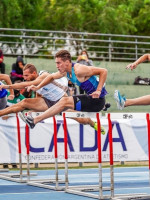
[67,63,107,98]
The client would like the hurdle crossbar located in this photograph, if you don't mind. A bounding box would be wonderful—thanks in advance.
[64,111,102,118]
[108,112,146,119]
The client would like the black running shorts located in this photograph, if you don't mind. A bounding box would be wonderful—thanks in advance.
[43,97,59,108]
[0,96,7,110]
[73,95,105,112]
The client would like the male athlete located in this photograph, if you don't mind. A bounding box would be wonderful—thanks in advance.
[21,50,108,131]
[0,63,104,133]
[0,63,69,115]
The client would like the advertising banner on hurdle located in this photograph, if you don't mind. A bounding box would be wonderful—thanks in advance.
[0,115,149,163]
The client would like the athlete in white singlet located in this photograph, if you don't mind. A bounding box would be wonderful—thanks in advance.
[0,64,68,116]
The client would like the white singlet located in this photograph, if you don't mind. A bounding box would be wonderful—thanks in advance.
[37,76,68,101]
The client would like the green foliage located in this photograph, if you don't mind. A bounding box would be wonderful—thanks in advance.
[135,0,150,35]
[0,0,44,29]
[1,0,150,36]
[40,0,149,35]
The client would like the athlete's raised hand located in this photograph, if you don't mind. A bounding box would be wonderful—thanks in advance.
[26,85,39,92]
[126,62,137,70]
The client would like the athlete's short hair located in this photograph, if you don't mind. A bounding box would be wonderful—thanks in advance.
[55,50,71,62]
[23,64,37,73]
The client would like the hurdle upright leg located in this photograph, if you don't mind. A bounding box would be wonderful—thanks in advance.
[108,113,114,198]
[63,113,69,190]
[53,116,59,189]
[16,113,23,181]
[96,113,103,199]
[25,124,30,182]
[146,113,150,185]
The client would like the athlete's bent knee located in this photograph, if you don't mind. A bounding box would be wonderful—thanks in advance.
[59,96,73,108]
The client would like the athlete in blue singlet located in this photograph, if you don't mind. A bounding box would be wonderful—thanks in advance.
[67,63,107,111]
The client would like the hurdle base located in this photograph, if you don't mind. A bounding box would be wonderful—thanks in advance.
[66,188,109,199]
[28,179,66,191]
[113,193,150,200]
[0,169,9,172]
[65,185,111,199]
[67,185,110,192]
[66,187,150,200]
[0,172,37,183]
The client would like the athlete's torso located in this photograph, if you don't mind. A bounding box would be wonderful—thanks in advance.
[37,72,68,101]
[67,63,107,98]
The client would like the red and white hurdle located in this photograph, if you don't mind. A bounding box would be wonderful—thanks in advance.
[62,112,150,200]
[27,115,66,190]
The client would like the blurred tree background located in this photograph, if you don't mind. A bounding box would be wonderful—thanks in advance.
[0,0,150,36]
[1,0,150,113]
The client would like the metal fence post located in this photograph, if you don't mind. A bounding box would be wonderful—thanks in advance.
[109,37,112,62]
[22,30,26,62]
[135,38,138,60]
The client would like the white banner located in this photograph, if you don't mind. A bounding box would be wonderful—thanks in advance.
[0,115,149,163]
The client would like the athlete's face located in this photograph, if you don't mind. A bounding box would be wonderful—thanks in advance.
[23,69,37,81]
[55,57,70,74]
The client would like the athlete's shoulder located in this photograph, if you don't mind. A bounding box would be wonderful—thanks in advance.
[55,76,68,87]
[39,70,50,76]
[52,71,65,79]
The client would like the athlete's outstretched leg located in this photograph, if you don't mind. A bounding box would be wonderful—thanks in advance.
[0,98,48,117]
[114,90,150,110]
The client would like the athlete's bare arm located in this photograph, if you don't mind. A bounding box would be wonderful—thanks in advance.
[27,71,65,92]
[0,72,49,90]
[126,54,150,70]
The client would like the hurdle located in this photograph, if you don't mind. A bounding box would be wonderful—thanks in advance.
[0,169,9,172]
[105,113,150,200]
[0,113,37,183]
[63,112,111,199]
[27,116,65,190]
[146,113,150,184]
[62,112,150,200]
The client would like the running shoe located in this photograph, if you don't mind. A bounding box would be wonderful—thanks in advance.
[114,90,126,110]
[18,112,35,129]
[93,122,106,135]
[18,112,26,123]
